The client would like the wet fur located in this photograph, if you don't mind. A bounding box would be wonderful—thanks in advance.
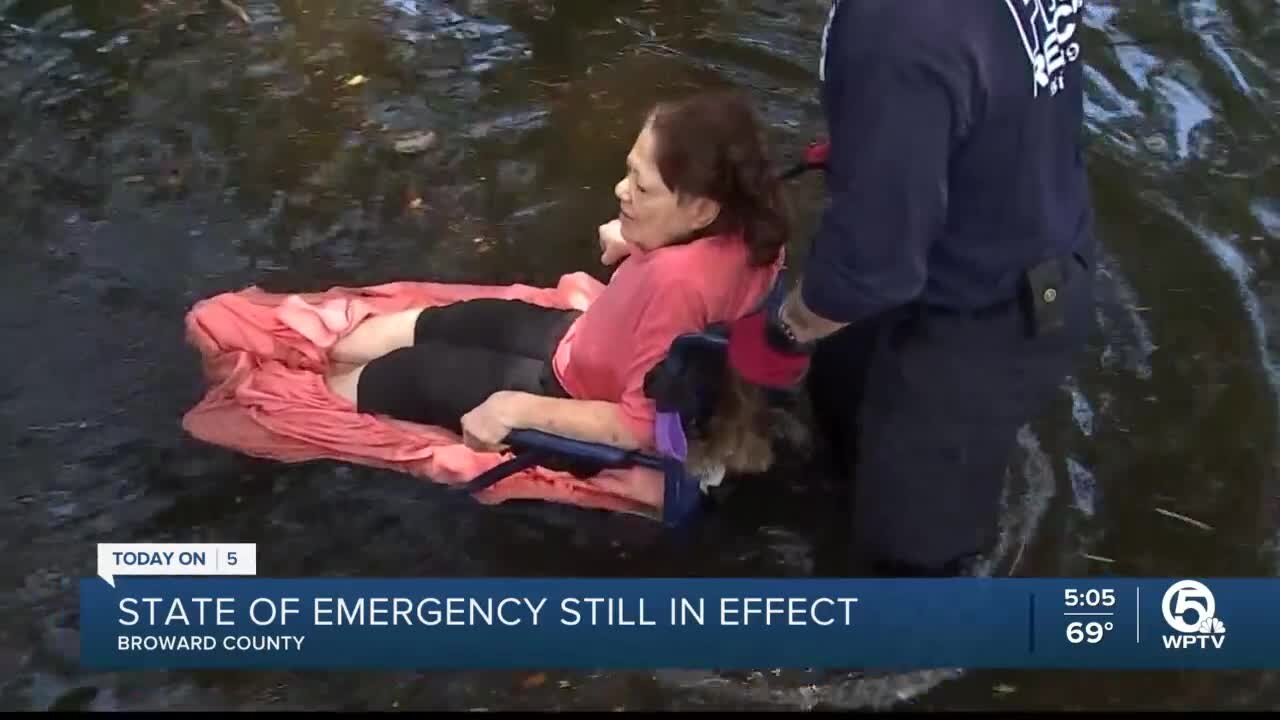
[685,373,813,485]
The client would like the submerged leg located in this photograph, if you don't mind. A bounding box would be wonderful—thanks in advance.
[849,259,1094,577]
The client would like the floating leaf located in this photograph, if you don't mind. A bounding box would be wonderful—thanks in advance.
[1154,507,1214,531]
[393,130,436,154]
[220,0,251,24]
[1067,457,1096,517]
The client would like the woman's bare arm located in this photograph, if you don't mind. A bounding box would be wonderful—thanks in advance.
[461,391,645,452]
[511,393,643,449]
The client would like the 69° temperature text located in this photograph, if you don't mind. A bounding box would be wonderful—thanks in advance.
[1067,621,1113,643]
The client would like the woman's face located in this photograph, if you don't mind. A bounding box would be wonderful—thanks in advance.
[613,119,718,253]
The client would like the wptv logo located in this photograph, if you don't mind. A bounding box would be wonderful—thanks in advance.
[1161,580,1227,650]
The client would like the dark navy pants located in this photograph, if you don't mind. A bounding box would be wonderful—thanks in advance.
[805,252,1095,577]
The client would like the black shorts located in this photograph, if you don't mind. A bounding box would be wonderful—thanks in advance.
[355,299,580,434]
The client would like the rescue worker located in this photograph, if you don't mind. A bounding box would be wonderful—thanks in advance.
[727,0,1097,577]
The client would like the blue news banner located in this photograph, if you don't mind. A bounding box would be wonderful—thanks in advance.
[78,576,1280,670]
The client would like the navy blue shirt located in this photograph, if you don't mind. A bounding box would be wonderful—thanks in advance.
[801,0,1095,324]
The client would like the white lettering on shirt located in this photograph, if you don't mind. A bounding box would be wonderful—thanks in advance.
[1004,0,1085,98]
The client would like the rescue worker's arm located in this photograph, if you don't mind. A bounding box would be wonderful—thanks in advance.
[787,45,957,341]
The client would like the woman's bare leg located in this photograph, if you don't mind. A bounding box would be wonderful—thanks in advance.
[324,308,425,406]
[325,362,365,405]
[328,308,424,365]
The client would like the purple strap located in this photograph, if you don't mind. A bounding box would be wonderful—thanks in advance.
[655,411,688,461]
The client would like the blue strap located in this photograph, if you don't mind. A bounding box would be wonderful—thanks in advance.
[449,449,549,495]
[452,415,705,529]
[505,429,635,466]
[452,429,670,496]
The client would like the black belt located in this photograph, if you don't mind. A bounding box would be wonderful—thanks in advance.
[921,251,1089,336]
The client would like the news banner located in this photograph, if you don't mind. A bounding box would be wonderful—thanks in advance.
[80,543,1277,670]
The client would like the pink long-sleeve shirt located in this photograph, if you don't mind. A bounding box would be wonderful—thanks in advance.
[552,232,780,449]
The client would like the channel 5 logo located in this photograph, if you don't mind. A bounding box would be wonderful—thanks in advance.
[1161,580,1227,650]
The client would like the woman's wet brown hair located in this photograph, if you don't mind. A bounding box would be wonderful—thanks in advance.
[644,89,791,267]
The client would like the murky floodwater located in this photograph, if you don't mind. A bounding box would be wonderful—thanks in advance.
[2,0,1279,710]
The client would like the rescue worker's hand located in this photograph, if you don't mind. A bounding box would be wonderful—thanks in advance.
[460,391,521,453]
[727,309,812,390]
[599,219,632,266]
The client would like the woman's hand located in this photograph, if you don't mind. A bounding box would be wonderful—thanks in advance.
[460,391,526,452]
[599,219,632,266]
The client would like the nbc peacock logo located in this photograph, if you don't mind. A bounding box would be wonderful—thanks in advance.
[1161,580,1227,650]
